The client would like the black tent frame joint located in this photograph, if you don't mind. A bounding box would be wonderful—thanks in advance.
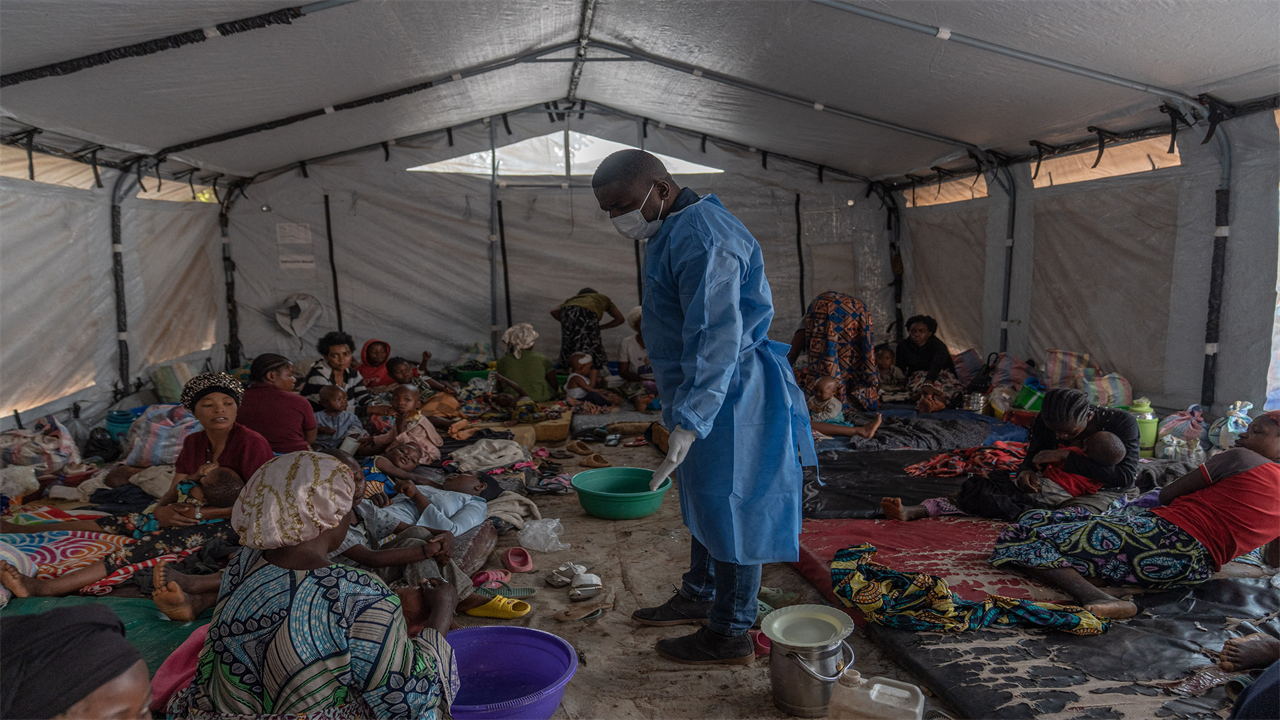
[1084,126,1123,168]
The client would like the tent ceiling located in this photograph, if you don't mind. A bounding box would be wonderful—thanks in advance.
[1,0,1275,179]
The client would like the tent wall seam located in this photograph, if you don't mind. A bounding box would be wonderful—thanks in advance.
[0,5,333,88]
[156,42,579,157]
[566,0,599,102]
[589,41,983,154]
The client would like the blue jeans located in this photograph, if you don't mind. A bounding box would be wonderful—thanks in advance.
[679,536,762,636]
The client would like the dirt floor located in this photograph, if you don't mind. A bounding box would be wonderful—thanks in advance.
[458,438,950,719]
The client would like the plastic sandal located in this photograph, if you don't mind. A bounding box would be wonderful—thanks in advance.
[604,434,621,447]
[464,595,532,619]
[470,569,511,587]
[545,562,589,587]
[566,440,592,456]
[749,629,771,657]
[549,450,574,460]
[476,580,537,599]
[757,586,799,608]
[502,547,534,573]
[555,592,615,622]
[624,437,649,447]
[579,453,611,468]
[568,572,603,601]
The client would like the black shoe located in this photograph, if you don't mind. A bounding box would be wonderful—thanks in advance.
[632,592,713,627]
[655,627,754,665]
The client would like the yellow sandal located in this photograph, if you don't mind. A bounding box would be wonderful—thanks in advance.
[464,595,532,619]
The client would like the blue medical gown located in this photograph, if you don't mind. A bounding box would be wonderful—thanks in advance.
[642,194,817,566]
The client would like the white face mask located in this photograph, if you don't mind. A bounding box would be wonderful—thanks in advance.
[611,182,665,240]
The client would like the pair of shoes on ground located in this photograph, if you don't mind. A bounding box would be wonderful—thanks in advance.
[633,592,754,665]
[545,561,611,621]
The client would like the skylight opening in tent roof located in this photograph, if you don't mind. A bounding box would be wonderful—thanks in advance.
[1032,136,1180,189]
[408,131,722,177]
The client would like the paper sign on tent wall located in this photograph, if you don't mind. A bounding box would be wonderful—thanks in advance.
[276,223,315,271]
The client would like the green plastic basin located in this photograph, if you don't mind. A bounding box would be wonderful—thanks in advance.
[455,369,490,383]
[571,467,672,520]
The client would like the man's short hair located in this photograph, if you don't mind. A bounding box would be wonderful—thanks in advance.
[591,149,670,189]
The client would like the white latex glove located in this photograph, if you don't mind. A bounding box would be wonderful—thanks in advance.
[650,426,696,490]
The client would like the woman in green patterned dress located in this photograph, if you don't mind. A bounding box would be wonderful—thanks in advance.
[168,451,459,720]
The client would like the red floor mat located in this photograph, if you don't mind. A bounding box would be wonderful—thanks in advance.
[793,516,1070,620]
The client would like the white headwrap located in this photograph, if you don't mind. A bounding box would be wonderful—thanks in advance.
[502,323,539,359]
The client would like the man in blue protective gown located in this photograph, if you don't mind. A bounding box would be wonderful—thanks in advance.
[592,150,817,665]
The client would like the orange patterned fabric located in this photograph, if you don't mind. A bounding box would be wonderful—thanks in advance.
[798,292,880,411]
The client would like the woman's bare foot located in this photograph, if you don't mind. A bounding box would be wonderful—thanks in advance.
[1220,633,1280,672]
[152,562,221,622]
[153,563,198,622]
[1082,598,1138,619]
[0,560,43,598]
[881,497,928,522]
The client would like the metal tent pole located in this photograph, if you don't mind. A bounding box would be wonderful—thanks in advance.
[488,119,501,356]
[110,167,139,395]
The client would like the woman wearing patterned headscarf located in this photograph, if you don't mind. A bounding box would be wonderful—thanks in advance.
[495,322,558,402]
[0,373,274,600]
[169,451,460,719]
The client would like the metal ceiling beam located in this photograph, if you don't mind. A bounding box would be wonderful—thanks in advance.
[566,0,599,101]
[589,40,983,154]
[1,0,359,88]
[157,41,579,158]
[809,0,1204,112]
[249,98,877,190]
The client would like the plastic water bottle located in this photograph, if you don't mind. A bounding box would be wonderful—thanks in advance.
[827,669,924,720]
[1130,398,1158,458]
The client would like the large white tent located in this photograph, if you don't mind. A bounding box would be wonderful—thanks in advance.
[1,0,1277,430]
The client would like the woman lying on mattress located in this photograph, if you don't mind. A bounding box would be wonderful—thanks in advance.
[883,388,1139,522]
[989,411,1280,619]
[0,373,272,599]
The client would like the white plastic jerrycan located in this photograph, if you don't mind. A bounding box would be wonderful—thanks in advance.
[827,669,924,720]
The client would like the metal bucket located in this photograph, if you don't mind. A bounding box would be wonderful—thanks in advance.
[761,605,856,718]
[769,637,854,717]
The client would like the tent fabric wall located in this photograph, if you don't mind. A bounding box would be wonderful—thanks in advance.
[894,111,1279,413]
[0,177,113,414]
[1027,179,1179,393]
[122,200,222,373]
[229,110,897,368]
[0,173,226,431]
[902,204,988,354]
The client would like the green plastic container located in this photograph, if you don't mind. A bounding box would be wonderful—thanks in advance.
[1012,383,1044,412]
[572,467,672,520]
[556,374,569,388]
[455,369,490,383]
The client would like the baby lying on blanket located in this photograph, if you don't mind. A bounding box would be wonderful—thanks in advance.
[363,443,495,536]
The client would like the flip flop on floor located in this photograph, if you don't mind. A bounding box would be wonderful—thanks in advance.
[555,592,615,622]
[546,562,593,587]
[476,580,537,599]
[579,454,611,468]
[549,450,574,460]
[566,440,592,456]
[624,437,648,447]
[568,572,603,601]
[471,569,511,587]
[502,547,534,573]
[464,595,532,619]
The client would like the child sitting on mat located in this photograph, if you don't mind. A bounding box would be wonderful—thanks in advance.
[564,352,621,412]
[314,386,365,449]
[1037,431,1126,498]
[876,344,910,402]
[360,385,446,459]
[807,376,882,440]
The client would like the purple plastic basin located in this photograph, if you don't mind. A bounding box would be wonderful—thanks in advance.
[448,626,578,720]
